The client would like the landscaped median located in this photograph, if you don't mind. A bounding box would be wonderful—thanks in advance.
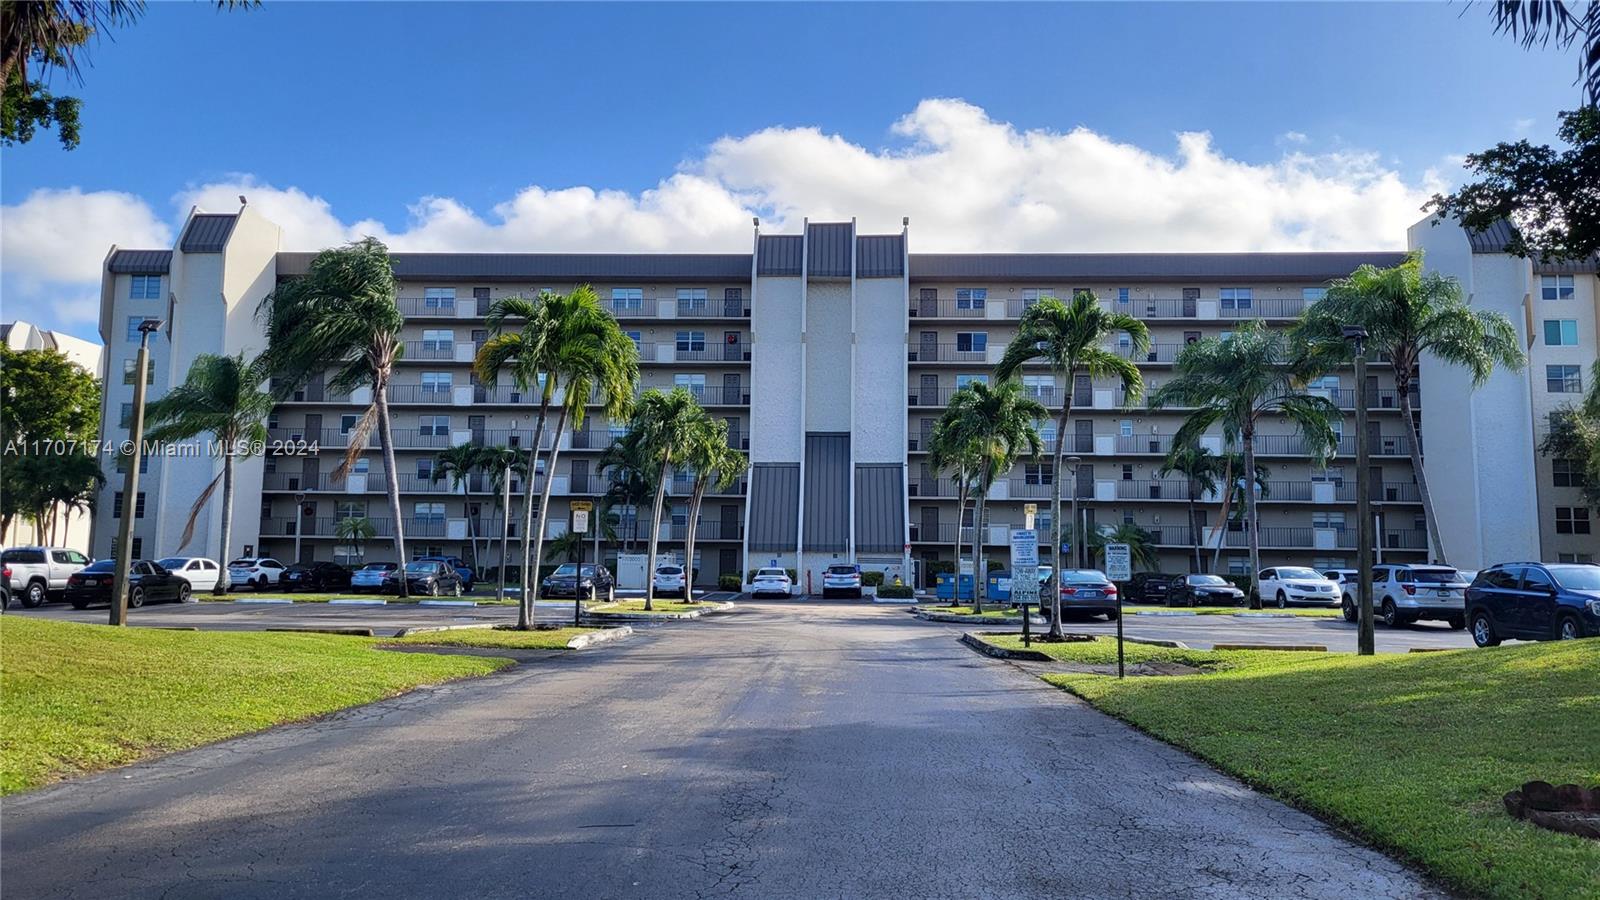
[991,633,1600,899]
[583,599,735,619]
[912,605,1026,624]
[384,625,631,650]
[0,617,512,795]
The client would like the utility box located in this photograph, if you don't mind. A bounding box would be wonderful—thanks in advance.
[616,553,648,590]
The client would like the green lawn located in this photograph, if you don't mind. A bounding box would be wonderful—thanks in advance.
[590,599,710,614]
[923,606,1022,619]
[1029,637,1600,899]
[385,626,601,649]
[0,617,510,795]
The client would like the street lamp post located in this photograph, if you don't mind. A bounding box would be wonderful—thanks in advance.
[293,491,307,565]
[1344,325,1376,656]
[110,318,163,626]
[1065,455,1082,569]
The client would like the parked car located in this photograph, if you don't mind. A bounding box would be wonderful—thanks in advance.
[1166,574,1245,607]
[539,563,615,600]
[1465,562,1600,646]
[350,562,399,592]
[65,559,190,609]
[418,555,474,591]
[1124,572,1172,604]
[990,565,1053,604]
[1361,564,1469,628]
[1,546,92,607]
[822,563,863,598]
[157,557,223,594]
[652,564,688,599]
[1320,568,1360,607]
[1056,569,1120,620]
[395,559,464,596]
[282,561,354,592]
[1255,567,1339,607]
[1,572,11,612]
[226,557,286,591]
[749,567,795,598]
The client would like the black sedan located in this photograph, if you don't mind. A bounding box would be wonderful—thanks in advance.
[1125,572,1172,604]
[392,560,465,597]
[283,561,354,591]
[1166,574,1246,607]
[539,563,615,599]
[66,559,190,609]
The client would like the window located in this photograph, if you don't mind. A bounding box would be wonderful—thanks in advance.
[122,359,153,386]
[336,501,367,519]
[414,503,445,524]
[1117,331,1131,352]
[114,453,149,474]
[1523,567,1555,590]
[113,491,146,519]
[421,372,453,394]
[1020,289,1054,309]
[126,316,150,341]
[420,416,450,436]
[1541,275,1575,300]
[1121,464,1133,481]
[1035,418,1057,444]
[352,458,370,475]
[955,374,988,389]
[421,329,454,351]
[675,331,706,352]
[677,288,708,310]
[1118,420,1133,437]
[1022,375,1053,399]
[415,545,445,560]
[340,414,359,434]
[130,274,162,299]
[1555,507,1591,534]
[1558,552,1595,564]
[674,374,706,398]
[1543,319,1580,346]
[955,288,987,310]
[1302,287,1327,303]
[1311,466,1345,486]
[1219,288,1253,310]
[624,330,642,352]
[1553,459,1580,487]
[611,288,644,311]
[1312,512,1346,530]
[424,287,456,310]
[1024,463,1053,485]
[1227,557,1250,575]
[1312,557,1346,569]
[1547,365,1583,393]
[130,537,142,560]
[1116,288,1130,302]
[415,458,434,480]
[120,402,132,428]
[955,332,987,353]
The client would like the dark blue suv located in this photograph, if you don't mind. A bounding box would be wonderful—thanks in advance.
[1463,562,1600,646]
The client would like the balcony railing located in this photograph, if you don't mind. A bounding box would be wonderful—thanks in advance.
[1218,298,1307,318]
[603,299,750,319]
[1110,297,1197,319]
[1116,434,1176,455]
[908,299,991,318]
[1115,478,1194,500]
[908,343,989,363]
[260,516,453,538]
[401,341,461,361]
[396,298,472,317]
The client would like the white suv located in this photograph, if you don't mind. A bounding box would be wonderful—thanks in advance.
[822,563,863,599]
[227,557,286,591]
[1369,564,1469,629]
[1256,566,1340,607]
[652,564,688,599]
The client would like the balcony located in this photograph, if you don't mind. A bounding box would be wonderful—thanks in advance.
[640,342,752,364]
[1115,478,1194,500]
[1218,297,1307,319]
[1115,433,1175,455]
[396,297,472,318]
[1114,343,1185,364]
[908,343,990,364]
[1110,297,1197,319]
[259,516,453,538]
[603,298,750,319]
[908,298,991,319]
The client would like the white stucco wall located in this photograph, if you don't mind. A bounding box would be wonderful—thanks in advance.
[749,275,804,463]
[802,281,853,432]
[852,277,907,463]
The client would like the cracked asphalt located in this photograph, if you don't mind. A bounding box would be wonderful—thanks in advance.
[1,602,1446,899]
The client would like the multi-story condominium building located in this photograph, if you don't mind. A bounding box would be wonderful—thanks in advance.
[90,204,1432,587]
[1410,217,1598,568]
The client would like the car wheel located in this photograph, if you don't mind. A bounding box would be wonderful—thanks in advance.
[429,582,441,597]
[451,581,462,598]
[70,598,89,610]
[1470,610,1500,647]
[1556,614,1582,641]
[255,576,267,592]
[129,588,145,609]
[1381,599,1400,628]
[1275,591,1288,609]
[178,584,191,604]
[1342,595,1357,623]
[23,581,47,608]
[1447,615,1466,630]
[1104,609,1120,621]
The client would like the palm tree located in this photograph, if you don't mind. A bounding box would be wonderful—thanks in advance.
[476,286,638,628]
[1087,522,1159,571]
[996,293,1146,635]
[335,516,375,565]
[430,443,483,571]
[939,381,1046,615]
[1207,450,1272,573]
[545,529,584,564]
[599,430,656,551]
[1294,253,1525,564]
[631,388,712,611]
[143,352,273,593]
[477,445,526,599]
[1158,440,1223,573]
[1152,322,1340,608]
[927,409,982,599]
[258,238,411,596]
[680,419,748,601]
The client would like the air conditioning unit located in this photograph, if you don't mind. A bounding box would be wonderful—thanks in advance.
[908,438,919,451]
[907,350,919,361]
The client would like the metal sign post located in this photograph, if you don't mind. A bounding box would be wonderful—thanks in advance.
[1104,543,1131,679]
[571,501,593,624]
[1010,529,1039,644]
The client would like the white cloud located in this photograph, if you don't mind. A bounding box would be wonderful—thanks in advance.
[5,99,1451,339]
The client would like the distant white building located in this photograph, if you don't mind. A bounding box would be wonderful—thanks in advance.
[1,320,106,553]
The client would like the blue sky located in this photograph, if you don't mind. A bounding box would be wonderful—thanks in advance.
[0,1,1584,340]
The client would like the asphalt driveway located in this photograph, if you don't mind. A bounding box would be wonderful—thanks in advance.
[1,602,1442,898]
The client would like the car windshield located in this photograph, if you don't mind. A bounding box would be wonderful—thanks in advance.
[658,566,683,575]
[1410,567,1461,584]
[1062,570,1107,583]
[756,569,786,579]
[81,559,116,573]
[827,565,858,575]
[227,559,257,567]
[1277,567,1320,579]
[1551,566,1600,591]
[552,564,578,577]
[405,562,437,573]
[1188,575,1227,585]
[360,563,395,571]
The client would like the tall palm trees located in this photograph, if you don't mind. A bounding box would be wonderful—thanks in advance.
[476,286,638,628]
[630,388,712,611]
[259,238,411,595]
[938,381,1045,614]
[430,443,484,570]
[1157,440,1222,574]
[477,445,526,600]
[599,430,655,552]
[927,410,981,597]
[680,418,748,599]
[996,293,1146,637]
[1294,254,1525,563]
[143,352,273,593]
[1152,322,1340,608]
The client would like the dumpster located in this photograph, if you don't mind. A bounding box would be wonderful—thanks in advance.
[935,572,974,601]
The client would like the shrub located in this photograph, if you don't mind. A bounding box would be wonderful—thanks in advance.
[877,584,914,599]
[862,571,885,587]
[718,573,742,591]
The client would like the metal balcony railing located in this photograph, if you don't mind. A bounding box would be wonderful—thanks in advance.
[908,343,990,363]
[1115,478,1194,500]
[1218,297,1307,318]
[396,298,472,317]
[1110,298,1198,319]
[908,299,991,318]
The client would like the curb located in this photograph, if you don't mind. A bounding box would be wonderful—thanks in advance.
[1234,612,1295,618]
[1133,610,1197,617]
[234,598,293,605]
[266,627,375,637]
[393,623,496,638]
[912,609,1025,624]
[566,626,633,649]
[960,631,1054,661]
[583,600,735,622]
[329,599,387,606]
[1212,643,1327,652]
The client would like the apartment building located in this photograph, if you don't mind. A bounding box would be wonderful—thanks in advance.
[1410,217,1599,568]
[92,205,1431,586]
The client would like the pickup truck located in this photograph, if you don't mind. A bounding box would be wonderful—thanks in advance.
[1,547,93,607]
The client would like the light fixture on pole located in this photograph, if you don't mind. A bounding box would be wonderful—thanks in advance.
[1343,324,1376,656]
[109,318,164,626]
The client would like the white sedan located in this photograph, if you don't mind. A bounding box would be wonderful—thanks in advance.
[748,567,794,598]
[158,557,223,593]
